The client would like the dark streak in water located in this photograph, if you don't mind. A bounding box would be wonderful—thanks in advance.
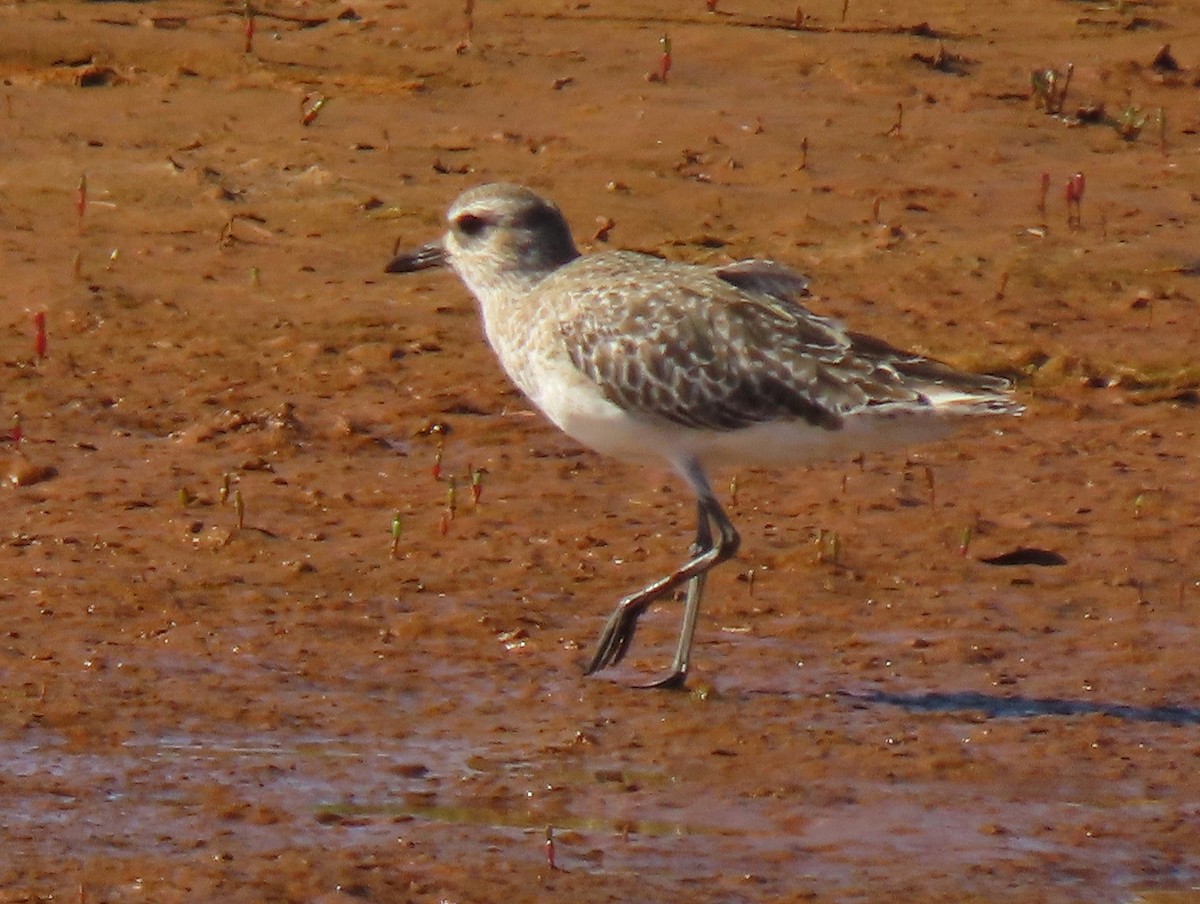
[845,689,1200,726]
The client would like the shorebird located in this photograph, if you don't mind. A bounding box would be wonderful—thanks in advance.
[386,183,1020,688]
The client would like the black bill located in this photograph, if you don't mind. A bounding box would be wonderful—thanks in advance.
[385,240,447,274]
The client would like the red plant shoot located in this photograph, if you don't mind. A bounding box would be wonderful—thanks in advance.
[244,1,256,55]
[431,442,443,481]
[1065,172,1085,229]
[33,311,47,359]
[75,174,87,233]
[655,34,672,82]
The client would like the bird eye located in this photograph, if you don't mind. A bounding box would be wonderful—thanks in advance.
[454,213,488,237]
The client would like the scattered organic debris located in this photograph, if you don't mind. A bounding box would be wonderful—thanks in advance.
[592,216,615,242]
[74,63,117,87]
[301,93,330,127]
[911,43,974,76]
[814,528,840,566]
[1150,44,1179,72]
[219,213,271,247]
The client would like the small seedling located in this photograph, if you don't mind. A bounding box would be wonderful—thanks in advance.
[800,136,808,169]
[219,472,233,504]
[1065,172,1085,229]
[10,414,22,444]
[746,567,756,596]
[243,1,255,54]
[464,0,475,44]
[959,525,972,557]
[438,509,450,537]
[729,475,738,507]
[841,0,850,21]
[887,101,903,137]
[390,511,403,558]
[1114,105,1147,142]
[470,467,484,505]
[250,266,261,286]
[446,476,458,520]
[75,174,87,234]
[924,465,936,508]
[234,488,245,531]
[431,440,443,481]
[105,249,119,272]
[1037,171,1049,218]
[545,826,557,870]
[32,311,47,359]
[995,271,1009,301]
[1030,64,1073,115]
[1157,107,1167,155]
[648,34,672,82]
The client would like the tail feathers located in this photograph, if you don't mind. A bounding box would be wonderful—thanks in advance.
[920,382,1024,417]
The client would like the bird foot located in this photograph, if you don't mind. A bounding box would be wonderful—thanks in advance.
[633,668,689,690]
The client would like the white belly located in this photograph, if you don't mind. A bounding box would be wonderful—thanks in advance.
[523,356,952,473]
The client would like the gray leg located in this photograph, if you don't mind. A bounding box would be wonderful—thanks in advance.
[585,460,739,687]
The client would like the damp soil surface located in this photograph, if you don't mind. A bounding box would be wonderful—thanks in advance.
[3,1,1200,901]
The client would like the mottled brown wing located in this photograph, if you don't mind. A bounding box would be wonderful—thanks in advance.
[554,253,920,432]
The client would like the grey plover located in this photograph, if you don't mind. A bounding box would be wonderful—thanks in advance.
[386,183,1020,688]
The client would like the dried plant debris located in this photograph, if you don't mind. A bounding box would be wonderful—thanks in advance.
[1151,44,1181,72]
[911,43,975,76]
[981,547,1067,567]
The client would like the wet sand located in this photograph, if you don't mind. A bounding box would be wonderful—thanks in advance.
[2,1,1200,901]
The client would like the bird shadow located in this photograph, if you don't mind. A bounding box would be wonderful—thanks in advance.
[838,688,1200,726]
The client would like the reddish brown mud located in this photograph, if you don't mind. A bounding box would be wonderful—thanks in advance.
[2,2,1200,901]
